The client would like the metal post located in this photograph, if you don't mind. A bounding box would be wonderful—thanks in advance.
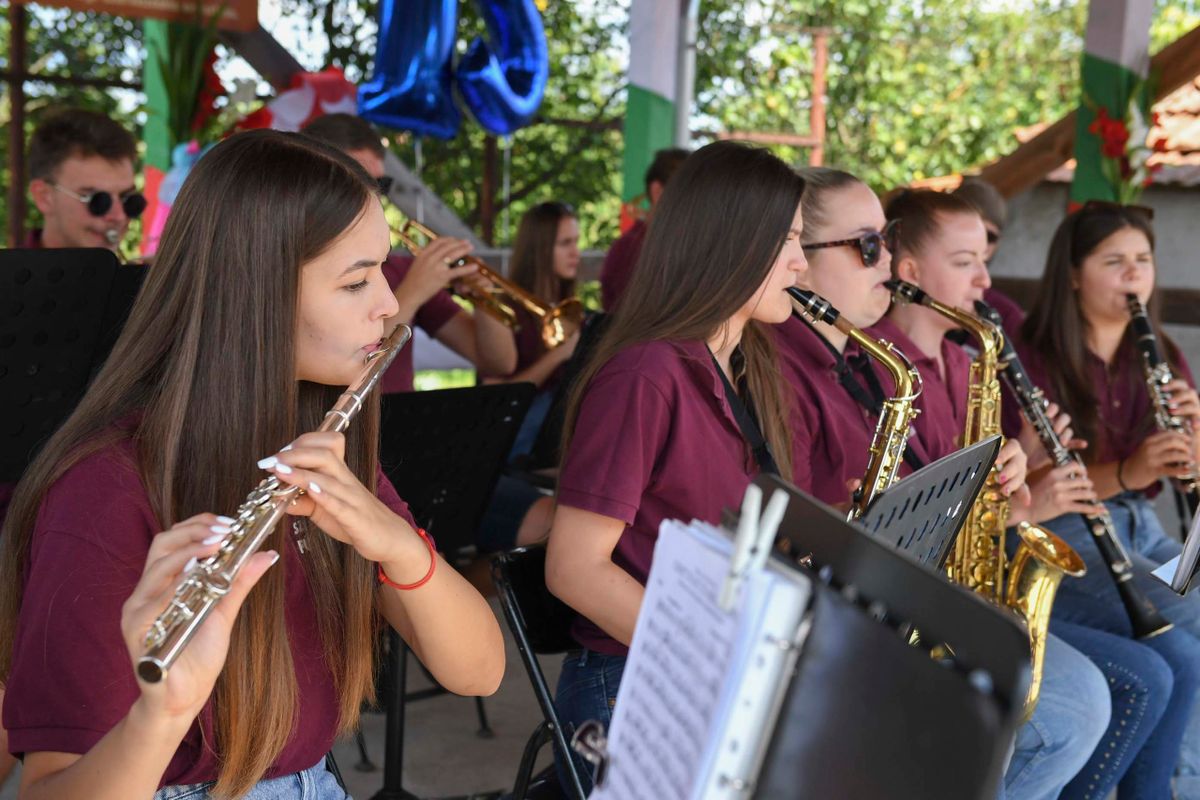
[674,0,700,148]
[7,3,28,247]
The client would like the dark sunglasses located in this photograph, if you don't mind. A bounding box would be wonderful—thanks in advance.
[376,175,395,195]
[1080,199,1154,220]
[50,182,147,219]
[803,219,900,268]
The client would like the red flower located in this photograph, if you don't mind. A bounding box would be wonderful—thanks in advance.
[1088,107,1111,136]
[1143,176,1154,187]
[1151,137,1169,153]
[190,50,225,133]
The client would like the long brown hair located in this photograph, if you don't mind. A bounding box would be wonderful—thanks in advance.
[509,201,576,302]
[1021,205,1179,458]
[561,140,802,481]
[0,129,383,797]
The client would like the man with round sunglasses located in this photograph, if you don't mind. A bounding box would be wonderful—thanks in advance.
[25,108,144,251]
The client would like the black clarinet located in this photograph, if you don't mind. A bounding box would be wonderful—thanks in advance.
[1126,294,1200,520]
[977,300,1173,639]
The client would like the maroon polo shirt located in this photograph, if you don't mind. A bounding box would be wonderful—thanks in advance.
[4,435,417,786]
[1012,332,1196,467]
[599,220,646,312]
[21,228,44,248]
[556,339,760,656]
[507,305,566,390]
[774,316,928,507]
[869,317,972,462]
[380,255,464,394]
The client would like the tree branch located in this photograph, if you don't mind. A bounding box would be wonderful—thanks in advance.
[464,82,626,227]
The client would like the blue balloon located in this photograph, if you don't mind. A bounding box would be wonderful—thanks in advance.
[359,0,461,140]
[456,0,549,136]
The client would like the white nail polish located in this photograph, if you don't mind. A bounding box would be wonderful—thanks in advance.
[216,515,235,525]
[274,462,293,474]
[209,524,232,535]
[268,550,281,565]
[309,481,322,494]
[281,444,294,452]
[183,557,198,574]
[204,532,227,545]
[257,456,277,469]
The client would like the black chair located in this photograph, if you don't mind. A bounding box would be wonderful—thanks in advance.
[0,249,143,483]
[369,383,536,800]
[492,546,587,800]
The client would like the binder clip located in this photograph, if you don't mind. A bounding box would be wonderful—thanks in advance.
[571,719,610,788]
[718,484,790,611]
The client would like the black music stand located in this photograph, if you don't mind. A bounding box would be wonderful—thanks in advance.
[753,471,1030,800]
[0,249,143,482]
[371,383,536,800]
[858,435,1002,568]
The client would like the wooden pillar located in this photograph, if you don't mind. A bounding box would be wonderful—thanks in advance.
[480,134,497,246]
[809,29,829,167]
[7,3,28,246]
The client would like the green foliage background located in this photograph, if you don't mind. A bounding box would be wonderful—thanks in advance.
[2,0,1198,248]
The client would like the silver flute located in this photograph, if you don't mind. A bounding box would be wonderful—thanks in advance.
[137,323,412,683]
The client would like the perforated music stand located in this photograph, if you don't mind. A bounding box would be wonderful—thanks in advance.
[370,383,536,800]
[752,471,1030,800]
[0,249,143,482]
[858,435,1002,568]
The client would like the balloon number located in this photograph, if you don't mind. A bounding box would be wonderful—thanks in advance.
[359,0,549,138]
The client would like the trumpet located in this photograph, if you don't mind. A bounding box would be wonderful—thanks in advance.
[393,216,584,349]
[137,323,413,683]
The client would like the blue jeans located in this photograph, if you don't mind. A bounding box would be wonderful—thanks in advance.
[1054,620,1173,798]
[1003,632,1111,800]
[553,648,627,795]
[154,757,348,800]
[1041,495,1200,799]
[509,390,553,460]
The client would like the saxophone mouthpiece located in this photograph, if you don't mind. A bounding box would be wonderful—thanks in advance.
[787,287,838,325]
[884,279,926,305]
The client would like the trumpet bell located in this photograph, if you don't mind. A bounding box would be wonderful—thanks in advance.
[542,298,585,349]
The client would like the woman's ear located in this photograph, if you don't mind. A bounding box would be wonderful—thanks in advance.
[895,254,920,286]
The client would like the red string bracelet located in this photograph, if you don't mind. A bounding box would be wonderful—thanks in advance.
[378,527,437,590]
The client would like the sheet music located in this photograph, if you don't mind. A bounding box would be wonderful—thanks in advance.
[1151,507,1200,593]
[592,519,812,800]
[591,520,742,800]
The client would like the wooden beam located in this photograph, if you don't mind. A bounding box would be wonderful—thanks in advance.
[980,24,1200,198]
[217,24,303,90]
[0,69,142,91]
[715,131,822,147]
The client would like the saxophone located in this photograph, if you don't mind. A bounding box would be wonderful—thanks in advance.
[788,287,922,520]
[1127,294,1200,518]
[137,322,413,683]
[888,280,1085,721]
